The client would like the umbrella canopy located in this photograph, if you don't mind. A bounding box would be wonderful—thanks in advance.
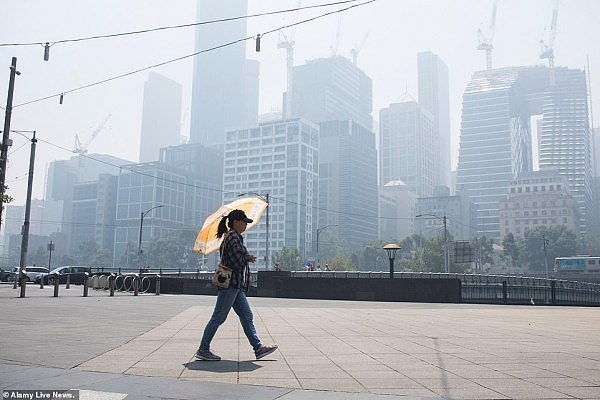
[193,197,268,255]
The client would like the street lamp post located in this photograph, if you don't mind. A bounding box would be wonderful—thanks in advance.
[138,205,163,274]
[238,192,269,270]
[316,224,338,266]
[416,213,449,273]
[383,243,401,278]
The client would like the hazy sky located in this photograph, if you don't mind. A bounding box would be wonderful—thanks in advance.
[1,0,599,208]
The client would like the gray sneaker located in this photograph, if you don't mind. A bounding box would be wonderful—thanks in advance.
[195,349,221,361]
[255,344,278,360]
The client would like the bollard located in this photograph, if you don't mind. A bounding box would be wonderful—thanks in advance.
[155,275,161,295]
[66,274,70,289]
[502,280,507,304]
[40,276,44,289]
[53,277,59,297]
[109,274,115,297]
[83,273,89,297]
[19,276,27,298]
[133,274,139,296]
[13,273,18,289]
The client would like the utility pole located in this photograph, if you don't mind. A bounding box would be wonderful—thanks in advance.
[0,57,20,231]
[19,132,37,298]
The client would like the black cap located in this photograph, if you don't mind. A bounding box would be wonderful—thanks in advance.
[228,209,253,223]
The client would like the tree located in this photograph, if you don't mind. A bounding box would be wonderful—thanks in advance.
[29,245,48,267]
[501,233,519,269]
[1,184,13,207]
[519,225,577,271]
[273,247,301,270]
[58,254,77,266]
[77,240,100,266]
[327,254,354,271]
[472,236,495,271]
[119,241,138,269]
[358,241,388,271]
[422,236,446,272]
[94,248,113,269]
[580,235,600,256]
[400,234,427,272]
[146,229,200,271]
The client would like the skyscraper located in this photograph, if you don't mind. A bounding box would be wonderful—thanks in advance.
[222,119,319,265]
[190,0,258,145]
[139,72,182,162]
[457,66,591,238]
[418,51,451,188]
[379,100,435,198]
[318,120,378,249]
[291,56,373,130]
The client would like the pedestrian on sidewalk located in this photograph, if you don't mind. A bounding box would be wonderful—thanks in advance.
[196,209,278,361]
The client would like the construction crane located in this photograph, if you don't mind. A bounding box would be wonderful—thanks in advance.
[477,0,498,71]
[540,0,559,85]
[350,31,370,66]
[330,14,342,56]
[73,113,111,180]
[278,0,301,119]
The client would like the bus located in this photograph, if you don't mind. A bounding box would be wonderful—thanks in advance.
[554,256,600,274]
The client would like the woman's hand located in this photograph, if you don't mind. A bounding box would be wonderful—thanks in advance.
[248,254,257,263]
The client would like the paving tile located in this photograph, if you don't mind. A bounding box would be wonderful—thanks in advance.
[297,378,365,392]
[524,376,597,388]
[558,385,600,399]
[369,387,442,397]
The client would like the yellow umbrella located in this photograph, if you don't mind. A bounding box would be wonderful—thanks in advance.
[193,197,268,255]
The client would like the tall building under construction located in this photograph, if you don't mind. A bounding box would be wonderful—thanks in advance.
[456,66,591,239]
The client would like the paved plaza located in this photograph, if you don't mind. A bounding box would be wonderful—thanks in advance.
[0,283,599,399]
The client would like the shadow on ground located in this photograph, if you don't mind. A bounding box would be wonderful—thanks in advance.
[184,360,262,373]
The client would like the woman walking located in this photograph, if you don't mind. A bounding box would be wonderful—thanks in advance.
[196,209,277,361]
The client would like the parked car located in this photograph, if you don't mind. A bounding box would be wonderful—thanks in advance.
[24,266,50,282]
[38,266,92,285]
[0,268,12,282]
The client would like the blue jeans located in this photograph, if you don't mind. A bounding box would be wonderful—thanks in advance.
[199,288,261,351]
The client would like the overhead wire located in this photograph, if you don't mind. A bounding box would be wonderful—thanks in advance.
[0,0,366,47]
[12,0,376,108]
[5,0,382,221]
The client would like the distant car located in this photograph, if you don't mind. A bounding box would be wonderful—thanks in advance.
[38,266,92,285]
[24,266,50,283]
[0,268,11,282]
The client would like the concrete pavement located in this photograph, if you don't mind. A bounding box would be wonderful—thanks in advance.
[1,283,599,399]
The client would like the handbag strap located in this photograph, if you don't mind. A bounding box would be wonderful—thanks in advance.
[219,230,232,267]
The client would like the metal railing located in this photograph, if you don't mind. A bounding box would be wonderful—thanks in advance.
[288,271,600,306]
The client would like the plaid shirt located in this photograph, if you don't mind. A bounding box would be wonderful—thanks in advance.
[219,230,251,292]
